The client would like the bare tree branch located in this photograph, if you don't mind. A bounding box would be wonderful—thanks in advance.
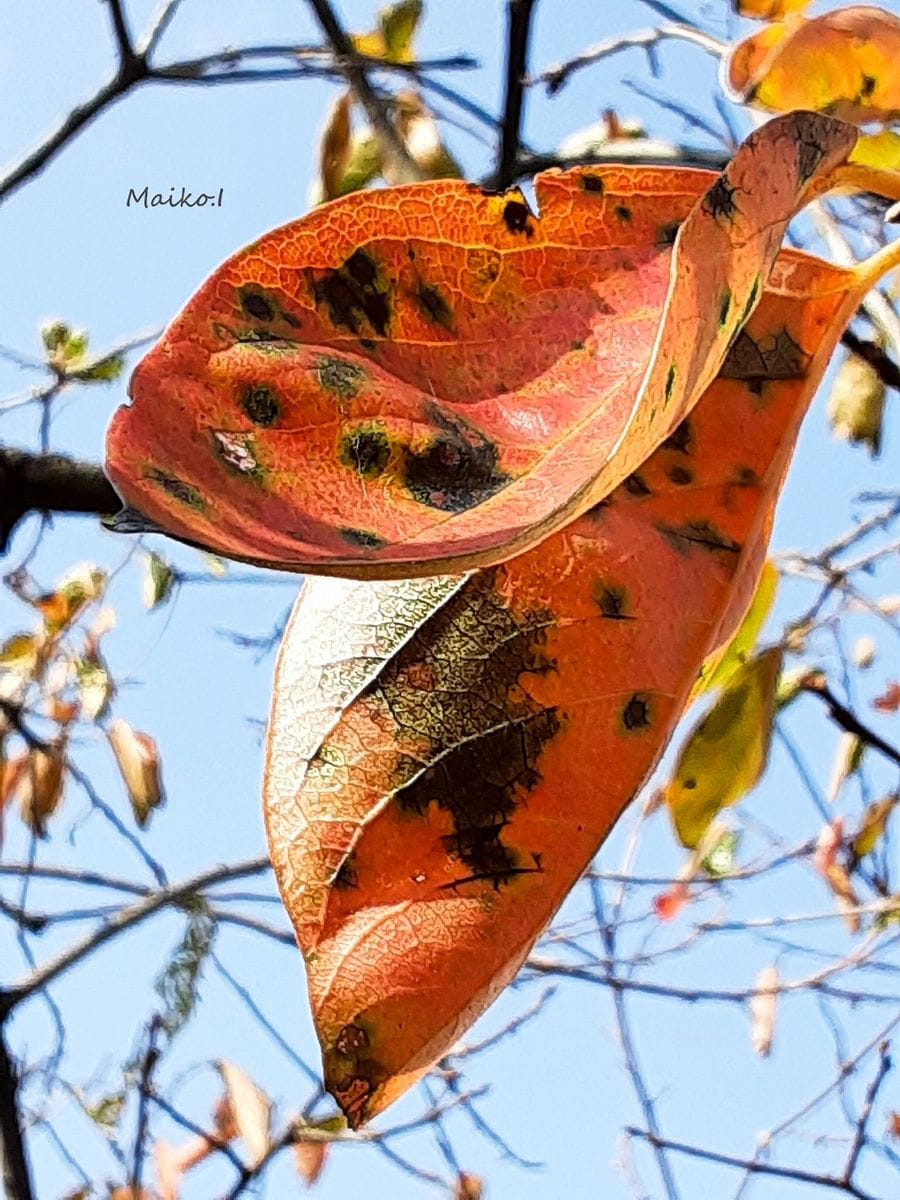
[0,857,270,1017]
[495,0,538,189]
[531,22,726,95]
[0,1025,34,1200]
[626,1127,883,1200]
[0,448,119,555]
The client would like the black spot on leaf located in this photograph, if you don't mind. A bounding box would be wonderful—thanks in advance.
[657,219,682,246]
[581,174,604,194]
[721,327,809,382]
[240,385,280,426]
[340,427,391,477]
[657,519,741,557]
[307,249,392,337]
[404,406,509,512]
[145,469,205,510]
[702,175,738,221]
[623,473,651,498]
[413,280,455,331]
[238,287,276,323]
[663,418,692,455]
[718,290,732,329]
[665,364,677,403]
[316,355,366,398]
[622,694,650,731]
[339,527,388,550]
[502,198,535,237]
[365,572,562,885]
[596,584,633,620]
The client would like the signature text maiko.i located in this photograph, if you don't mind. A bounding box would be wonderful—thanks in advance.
[127,186,224,209]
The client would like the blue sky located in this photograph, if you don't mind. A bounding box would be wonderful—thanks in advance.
[2,2,900,1198]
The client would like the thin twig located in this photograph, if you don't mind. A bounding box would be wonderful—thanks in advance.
[799,675,900,769]
[1,857,270,1015]
[532,23,725,95]
[130,1014,165,1193]
[627,1127,881,1200]
[843,1040,892,1186]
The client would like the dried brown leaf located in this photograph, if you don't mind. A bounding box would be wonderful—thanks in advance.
[107,719,164,827]
[749,964,779,1057]
[293,1138,328,1186]
[217,1061,271,1167]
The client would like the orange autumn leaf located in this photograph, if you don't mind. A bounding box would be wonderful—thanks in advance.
[264,239,900,1127]
[732,0,810,17]
[873,681,900,713]
[106,113,899,579]
[725,7,900,124]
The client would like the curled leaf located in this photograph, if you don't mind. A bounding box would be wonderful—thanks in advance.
[18,741,66,837]
[318,92,357,202]
[264,243,898,1125]
[814,819,860,932]
[107,113,900,579]
[107,719,164,827]
[217,1061,271,1168]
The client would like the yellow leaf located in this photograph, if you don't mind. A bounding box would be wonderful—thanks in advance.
[107,719,164,827]
[828,352,886,456]
[379,0,423,63]
[824,862,861,932]
[216,1061,271,1168]
[349,30,388,58]
[749,964,779,1057]
[692,560,778,699]
[0,634,41,681]
[850,130,900,172]
[852,795,897,859]
[666,648,782,848]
